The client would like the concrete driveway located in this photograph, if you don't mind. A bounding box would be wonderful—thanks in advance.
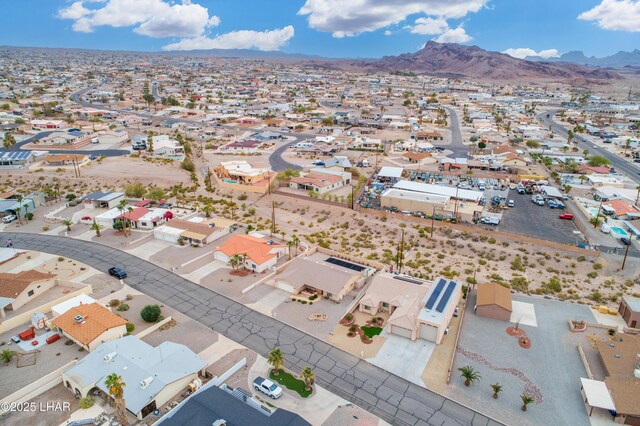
[368,334,435,387]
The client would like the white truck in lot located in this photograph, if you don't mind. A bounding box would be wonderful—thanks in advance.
[253,377,283,399]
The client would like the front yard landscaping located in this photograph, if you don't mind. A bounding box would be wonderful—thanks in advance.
[361,326,383,338]
[269,370,312,398]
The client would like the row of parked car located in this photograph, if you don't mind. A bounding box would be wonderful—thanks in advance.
[530,195,565,209]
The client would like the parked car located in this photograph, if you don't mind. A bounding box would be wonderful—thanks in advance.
[253,377,283,399]
[508,200,515,207]
[108,267,127,279]
[2,215,17,224]
[559,213,574,220]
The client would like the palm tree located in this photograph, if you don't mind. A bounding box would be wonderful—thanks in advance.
[490,383,502,399]
[229,254,242,271]
[62,219,72,232]
[14,194,23,225]
[268,348,284,376]
[3,132,16,149]
[521,393,535,412]
[125,206,134,237]
[301,367,315,391]
[202,203,213,218]
[1,349,17,365]
[458,366,481,387]
[91,220,104,237]
[287,240,294,259]
[116,199,128,237]
[624,138,631,156]
[105,373,127,426]
[291,235,300,257]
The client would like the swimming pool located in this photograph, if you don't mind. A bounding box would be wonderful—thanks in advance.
[610,226,629,237]
[586,207,600,217]
[222,179,238,184]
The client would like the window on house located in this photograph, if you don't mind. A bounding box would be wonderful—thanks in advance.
[28,290,34,297]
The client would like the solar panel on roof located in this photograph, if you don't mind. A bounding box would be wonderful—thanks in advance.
[325,257,366,272]
[425,278,446,310]
[436,281,456,313]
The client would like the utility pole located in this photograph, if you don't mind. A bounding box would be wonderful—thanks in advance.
[351,185,354,210]
[270,200,276,237]
[621,240,631,270]
[430,205,435,238]
[397,229,405,273]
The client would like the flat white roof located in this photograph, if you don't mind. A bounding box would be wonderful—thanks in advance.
[541,185,563,198]
[378,166,404,178]
[381,188,449,205]
[393,180,482,202]
[580,378,616,411]
[52,294,96,317]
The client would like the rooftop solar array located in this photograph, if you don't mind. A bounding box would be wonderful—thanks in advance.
[325,257,366,272]
[425,278,446,310]
[393,275,423,285]
[436,281,457,313]
[0,151,31,160]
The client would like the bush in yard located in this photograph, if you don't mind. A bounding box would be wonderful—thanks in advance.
[108,299,120,308]
[79,396,94,409]
[26,212,33,221]
[345,312,353,321]
[117,303,129,311]
[141,304,162,322]
[126,323,135,333]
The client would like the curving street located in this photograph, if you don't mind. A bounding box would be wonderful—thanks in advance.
[443,106,470,158]
[539,110,640,185]
[0,232,502,426]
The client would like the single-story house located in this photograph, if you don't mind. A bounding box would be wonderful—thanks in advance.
[0,270,56,317]
[62,336,207,420]
[289,170,350,195]
[402,152,434,165]
[114,207,171,230]
[82,192,125,209]
[158,382,309,426]
[273,257,363,302]
[0,151,35,167]
[213,235,286,273]
[52,303,127,352]
[475,282,512,321]
[42,154,90,167]
[153,217,234,246]
[358,274,461,343]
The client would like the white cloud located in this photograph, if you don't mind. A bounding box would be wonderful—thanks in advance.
[384,30,392,36]
[578,0,640,32]
[503,48,560,59]
[410,17,449,35]
[298,0,486,37]
[162,26,295,51]
[58,0,220,38]
[434,26,472,43]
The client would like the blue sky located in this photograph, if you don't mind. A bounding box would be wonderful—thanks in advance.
[1,0,639,58]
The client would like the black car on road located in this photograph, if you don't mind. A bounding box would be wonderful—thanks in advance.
[108,267,127,279]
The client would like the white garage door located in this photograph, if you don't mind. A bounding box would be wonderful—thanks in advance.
[390,325,412,339]
[275,280,295,293]
[419,323,437,342]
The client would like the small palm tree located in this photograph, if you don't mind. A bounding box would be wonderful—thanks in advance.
[268,348,284,376]
[62,219,72,232]
[105,373,127,425]
[1,349,17,365]
[91,220,104,237]
[521,394,535,412]
[229,254,243,271]
[202,203,213,218]
[15,194,24,225]
[490,383,502,399]
[301,367,315,391]
[458,366,481,387]
[291,235,300,257]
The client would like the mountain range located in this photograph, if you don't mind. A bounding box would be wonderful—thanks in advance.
[526,49,640,68]
[327,41,621,82]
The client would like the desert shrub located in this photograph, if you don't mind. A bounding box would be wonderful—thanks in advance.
[577,256,586,262]
[108,299,120,307]
[345,313,353,321]
[593,263,603,270]
[117,303,129,312]
[238,194,248,201]
[587,272,598,279]
[141,304,162,322]
[126,323,135,333]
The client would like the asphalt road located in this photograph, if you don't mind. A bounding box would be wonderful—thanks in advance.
[443,107,469,158]
[0,232,502,426]
[538,111,640,185]
[269,139,303,171]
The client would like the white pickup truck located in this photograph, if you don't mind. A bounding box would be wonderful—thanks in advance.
[253,376,283,399]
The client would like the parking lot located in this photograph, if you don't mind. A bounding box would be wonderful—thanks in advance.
[497,191,583,245]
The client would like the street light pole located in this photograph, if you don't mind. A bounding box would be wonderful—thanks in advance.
[621,240,631,270]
